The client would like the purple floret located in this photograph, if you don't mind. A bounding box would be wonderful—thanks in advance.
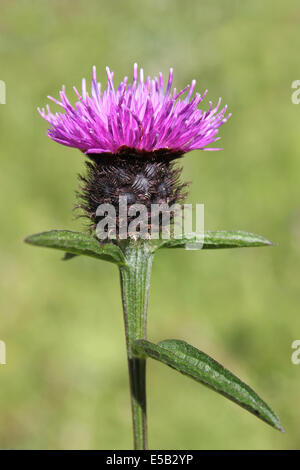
[38,64,231,155]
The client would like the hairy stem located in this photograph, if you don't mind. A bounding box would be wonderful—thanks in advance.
[119,240,154,450]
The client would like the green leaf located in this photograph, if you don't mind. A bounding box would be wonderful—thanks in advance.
[25,230,127,266]
[157,230,273,250]
[134,339,283,432]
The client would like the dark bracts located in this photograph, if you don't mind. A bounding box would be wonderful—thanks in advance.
[77,147,189,236]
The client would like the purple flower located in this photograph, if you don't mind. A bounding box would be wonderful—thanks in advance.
[38,64,231,156]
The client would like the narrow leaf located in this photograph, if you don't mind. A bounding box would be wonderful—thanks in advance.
[158,231,273,250]
[25,230,127,266]
[134,339,283,432]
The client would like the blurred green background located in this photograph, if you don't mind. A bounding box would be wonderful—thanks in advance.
[1,0,299,450]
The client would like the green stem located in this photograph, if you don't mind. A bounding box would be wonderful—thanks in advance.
[119,240,154,450]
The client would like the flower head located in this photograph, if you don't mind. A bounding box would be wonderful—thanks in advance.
[38,64,230,156]
[39,65,231,238]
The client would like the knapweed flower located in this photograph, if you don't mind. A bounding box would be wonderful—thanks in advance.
[39,64,230,236]
[30,65,281,451]
[39,63,230,155]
